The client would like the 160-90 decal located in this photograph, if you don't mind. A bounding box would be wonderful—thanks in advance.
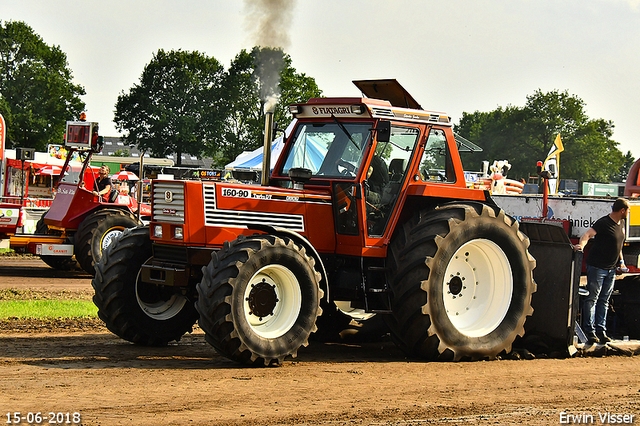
[220,187,301,202]
[221,187,252,198]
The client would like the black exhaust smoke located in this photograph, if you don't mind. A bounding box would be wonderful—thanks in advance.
[243,0,297,186]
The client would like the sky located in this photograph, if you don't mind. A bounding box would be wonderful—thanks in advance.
[3,0,640,162]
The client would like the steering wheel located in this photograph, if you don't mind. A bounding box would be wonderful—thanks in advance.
[424,169,445,182]
[336,159,356,176]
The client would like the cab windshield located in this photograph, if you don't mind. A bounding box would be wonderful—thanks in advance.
[281,122,372,179]
[60,162,86,185]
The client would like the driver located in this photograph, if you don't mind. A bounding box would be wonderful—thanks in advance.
[93,165,113,202]
[366,155,389,204]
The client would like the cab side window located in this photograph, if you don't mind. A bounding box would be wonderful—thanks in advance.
[365,125,420,236]
[420,128,456,183]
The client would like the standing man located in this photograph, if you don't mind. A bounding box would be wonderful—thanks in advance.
[573,198,630,344]
[93,165,113,202]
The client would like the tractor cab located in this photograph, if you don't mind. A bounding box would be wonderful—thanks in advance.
[269,84,476,256]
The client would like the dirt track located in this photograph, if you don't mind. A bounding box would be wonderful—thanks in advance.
[1,256,640,426]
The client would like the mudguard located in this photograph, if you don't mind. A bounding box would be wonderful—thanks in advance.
[517,219,582,355]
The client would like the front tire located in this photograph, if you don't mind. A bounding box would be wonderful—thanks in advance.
[386,203,536,361]
[92,226,198,345]
[196,234,323,365]
[75,209,139,275]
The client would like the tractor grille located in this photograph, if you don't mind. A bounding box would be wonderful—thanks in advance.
[203,184,305,232]
[152,182,185,224]
[371,107,395,118]
[152,243,188,263]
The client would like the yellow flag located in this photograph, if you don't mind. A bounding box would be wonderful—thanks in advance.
[543,134,563,194]
[545,134,564,160]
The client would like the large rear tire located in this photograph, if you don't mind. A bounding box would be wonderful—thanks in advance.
[386,203,536,361]
[75,209,139,275]
[92,226,198,345]
[35,214,78,271]
[196,234,323,365]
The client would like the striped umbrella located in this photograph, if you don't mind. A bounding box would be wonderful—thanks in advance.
[111,171,139,181]
[36,165,62,176]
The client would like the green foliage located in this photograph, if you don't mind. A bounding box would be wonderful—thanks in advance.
[611,151,636,182]
[217,47,322,165]
[0,21,85,151]
[115,46,321,167]
[219,49,263,165]
[456,89,630,182]
[112,148,130,157]
[114,49,226,166]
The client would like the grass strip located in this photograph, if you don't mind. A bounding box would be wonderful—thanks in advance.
[0,300,98,319]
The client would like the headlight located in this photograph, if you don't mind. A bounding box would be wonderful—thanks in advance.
[174,226,183,240]
[153,225,163,239]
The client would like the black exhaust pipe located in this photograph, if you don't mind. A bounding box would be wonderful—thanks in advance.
[261,106,275,186]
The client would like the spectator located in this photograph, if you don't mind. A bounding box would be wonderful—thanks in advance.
[573,198,630,344]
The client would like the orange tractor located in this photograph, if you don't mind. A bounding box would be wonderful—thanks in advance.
[93,80,578,364]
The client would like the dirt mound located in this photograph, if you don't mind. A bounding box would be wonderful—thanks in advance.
[0,317,106,333]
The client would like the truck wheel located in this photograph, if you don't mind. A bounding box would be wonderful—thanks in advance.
[75,209,139,275]
[196,234,323,365]
[92,226,198,345]
[386,203,536,361]
[35,215,78,271]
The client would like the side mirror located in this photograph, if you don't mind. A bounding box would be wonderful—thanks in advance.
[375,121,390,143]
[289,167,312,190]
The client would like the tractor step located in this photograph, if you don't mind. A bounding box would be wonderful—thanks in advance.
[367,288,389,293]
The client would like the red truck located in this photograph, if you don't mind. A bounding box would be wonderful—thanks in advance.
[1,120,149,275]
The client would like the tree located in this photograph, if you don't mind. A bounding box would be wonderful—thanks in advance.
[218,49,262,165]
[0,21,85,151]
[456,89,627,182]
[610,150,636,183]
[217,47,321,165]
[112,148,130,157]
[114,49,225,166]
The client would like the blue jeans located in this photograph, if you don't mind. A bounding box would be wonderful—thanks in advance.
[582,264,616,336]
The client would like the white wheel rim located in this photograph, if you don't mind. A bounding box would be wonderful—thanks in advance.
[101,228,124,251]
[243,264,302,339]
[442,239,512,337]
[135,267,187,320]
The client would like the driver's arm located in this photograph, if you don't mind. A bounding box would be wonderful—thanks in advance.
[93,183,111,198]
